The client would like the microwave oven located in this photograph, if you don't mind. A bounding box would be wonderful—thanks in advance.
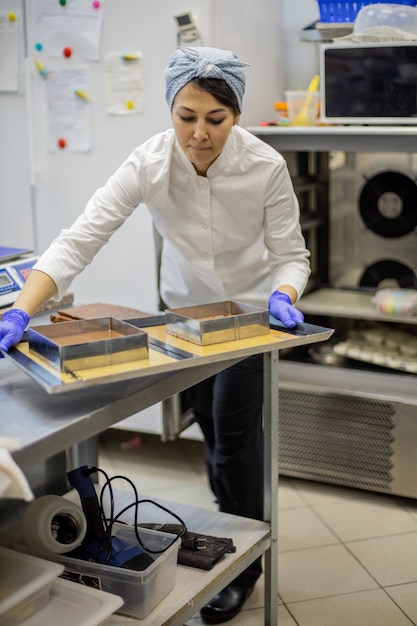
[319,42,417,125]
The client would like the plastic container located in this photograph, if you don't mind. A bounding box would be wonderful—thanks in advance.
[317,0,417,23]
[19,578,123,626]
[0,546,64,626]
[15,524,180,620]
[354,3,417,35]
[273,101,289,125]
[284,90,320,126]
[373,288,417,316]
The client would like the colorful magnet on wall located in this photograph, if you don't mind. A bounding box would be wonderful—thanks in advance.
[57,138,67,149]
[35,42,43,51]
[74,89,90,101]
[121,53,139,61]
[59,0,66,6]
[92,1,100,8]
[126,100,134,110]
[34,58,48,77]
[63,47,72,58]
[8,12,16,21]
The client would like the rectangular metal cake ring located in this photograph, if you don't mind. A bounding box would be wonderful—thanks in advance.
[165,301,270,346]
[27,317,149,372]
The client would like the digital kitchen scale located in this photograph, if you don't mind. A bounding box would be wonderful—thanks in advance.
[0,246,38,309]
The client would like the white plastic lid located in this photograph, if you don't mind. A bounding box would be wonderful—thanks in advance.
[354,3,417,36]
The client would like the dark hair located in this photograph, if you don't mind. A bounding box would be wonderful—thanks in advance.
[190,77,241,115]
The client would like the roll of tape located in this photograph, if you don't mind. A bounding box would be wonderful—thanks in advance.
[23,495,87,554]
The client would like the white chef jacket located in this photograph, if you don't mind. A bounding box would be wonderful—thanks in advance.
[34,126,310,309]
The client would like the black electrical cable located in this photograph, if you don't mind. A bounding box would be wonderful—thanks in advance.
[88,466,187,563]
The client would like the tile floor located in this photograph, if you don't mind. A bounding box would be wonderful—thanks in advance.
[99,428,417,626]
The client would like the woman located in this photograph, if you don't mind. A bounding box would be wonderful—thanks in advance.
[0,47,310,623]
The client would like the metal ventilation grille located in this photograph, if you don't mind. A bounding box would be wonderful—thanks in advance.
[279,389,395,492]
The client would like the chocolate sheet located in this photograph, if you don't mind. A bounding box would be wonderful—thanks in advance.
[50,302,154,323]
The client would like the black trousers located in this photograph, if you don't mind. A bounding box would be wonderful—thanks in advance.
[188,353,264,589]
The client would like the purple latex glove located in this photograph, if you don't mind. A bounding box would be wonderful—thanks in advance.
[268,290,304,329]
[0,308,30,354]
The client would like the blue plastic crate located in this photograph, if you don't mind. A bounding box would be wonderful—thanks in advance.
[318,0,416,23]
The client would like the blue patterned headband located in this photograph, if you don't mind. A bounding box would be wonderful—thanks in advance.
[165,46,248,111]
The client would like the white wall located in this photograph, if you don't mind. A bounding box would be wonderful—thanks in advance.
[282,0,321,95]
[213,0,284,125]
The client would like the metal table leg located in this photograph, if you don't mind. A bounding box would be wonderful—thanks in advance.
[263,349,279,625]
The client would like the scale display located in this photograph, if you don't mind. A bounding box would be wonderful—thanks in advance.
[0,268,20,308]
[0,255,38,309]
[0,272,14,288]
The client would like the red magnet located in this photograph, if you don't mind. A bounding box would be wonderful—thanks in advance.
[63,46,72,58]
[57,138,67,149]
[92,0,100,8]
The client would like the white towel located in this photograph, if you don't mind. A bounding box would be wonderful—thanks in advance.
[0,438,34,500]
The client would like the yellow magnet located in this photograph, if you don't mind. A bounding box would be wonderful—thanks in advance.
[74,89,90,102]
[121,53,139,61]
[34,58,48,77]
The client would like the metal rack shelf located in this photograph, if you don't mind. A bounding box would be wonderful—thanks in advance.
[300,19,353,43]
[246,125,417,153]
[299,287,417,326]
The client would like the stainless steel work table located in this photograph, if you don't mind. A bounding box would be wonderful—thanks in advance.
[0,317,332,625]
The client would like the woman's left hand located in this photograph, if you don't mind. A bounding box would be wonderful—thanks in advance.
[268,290,304,328]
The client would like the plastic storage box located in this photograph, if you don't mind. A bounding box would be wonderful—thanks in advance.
[373,289,417,316]
[0,546,64,626]
[16,524,180,620]
[353,2,417,34]
[317,0,417,23]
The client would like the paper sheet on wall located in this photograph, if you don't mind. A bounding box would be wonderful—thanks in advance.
[30,0,103,61]
[0,11,19,92]
[45,67,91,152]
[104,52,144,115]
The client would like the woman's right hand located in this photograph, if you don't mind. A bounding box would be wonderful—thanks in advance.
[0,309,30,354]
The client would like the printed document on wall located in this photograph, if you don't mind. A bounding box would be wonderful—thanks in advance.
[45,67,91,151]
[104,52,144,115]
[30,0,103,61]
[0,10,19,91]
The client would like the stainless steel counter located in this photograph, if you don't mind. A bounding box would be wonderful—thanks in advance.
[0,355,243,469]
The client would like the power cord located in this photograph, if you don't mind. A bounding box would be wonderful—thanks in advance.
[87,466,187,563]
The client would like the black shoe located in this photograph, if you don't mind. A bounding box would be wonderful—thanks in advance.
[200,583,253,624]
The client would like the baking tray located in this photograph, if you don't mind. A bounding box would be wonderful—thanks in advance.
[18,577,123,626]
[3,315,334,394]
[28,317,148,372]
[165,301,269,345]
